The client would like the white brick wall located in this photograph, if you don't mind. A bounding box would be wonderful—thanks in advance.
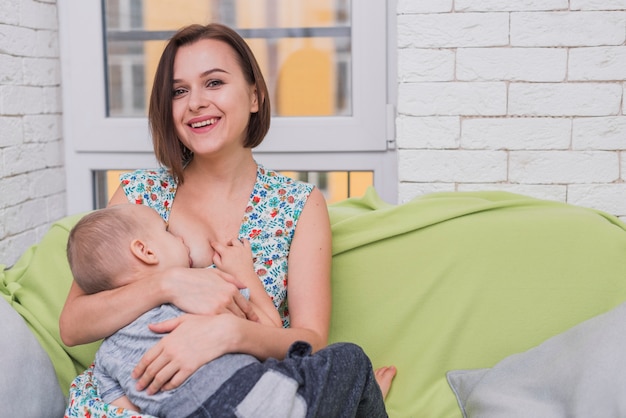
[397,2,626,219]
[0,0,65,267]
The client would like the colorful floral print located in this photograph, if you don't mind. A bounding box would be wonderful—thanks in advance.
[65,364,155,418]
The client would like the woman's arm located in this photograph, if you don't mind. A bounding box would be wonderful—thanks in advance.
[215,186,332,354]
[279,186,333,349]
[60,278,169,346]
[60,185,158,345]
[59,267,255,346]
[132,187,332,393]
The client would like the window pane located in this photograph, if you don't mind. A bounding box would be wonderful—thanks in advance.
[280,171,373,203]
[107,40,148,116]
[95,168,372,209]
[103,0,352,118]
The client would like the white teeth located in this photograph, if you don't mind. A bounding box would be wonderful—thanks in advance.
[190,118,217,128]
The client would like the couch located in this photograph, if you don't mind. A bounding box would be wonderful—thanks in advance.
[3,189,626,417]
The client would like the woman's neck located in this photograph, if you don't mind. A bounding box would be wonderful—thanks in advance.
[182,151,257,198]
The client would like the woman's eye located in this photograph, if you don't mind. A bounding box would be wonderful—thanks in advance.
[172,88,186,97]
[207,79,223,88]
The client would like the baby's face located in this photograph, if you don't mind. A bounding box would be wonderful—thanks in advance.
[131,205,193,269]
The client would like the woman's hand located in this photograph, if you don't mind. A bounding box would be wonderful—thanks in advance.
[132,313,239,394]
[164,266,258,322]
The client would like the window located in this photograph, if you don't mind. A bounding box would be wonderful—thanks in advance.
[59,0,396,213]
[94,169,374,208]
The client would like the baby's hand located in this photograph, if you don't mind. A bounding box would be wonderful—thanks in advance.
[211,238,256,287]
[212,238,282,328]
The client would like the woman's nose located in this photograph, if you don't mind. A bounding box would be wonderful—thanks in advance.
[188,88,209,111]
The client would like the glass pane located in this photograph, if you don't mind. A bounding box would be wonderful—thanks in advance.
[281,171,373,203]
[103,0,352,118]
[95,168,372,209]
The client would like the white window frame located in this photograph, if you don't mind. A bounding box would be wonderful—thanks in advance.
[58,0,397,214]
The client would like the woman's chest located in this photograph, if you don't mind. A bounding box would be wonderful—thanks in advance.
[169,205,244,268]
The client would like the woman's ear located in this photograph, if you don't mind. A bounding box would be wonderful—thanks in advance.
[250,86,259,113]
[129,239,159,265]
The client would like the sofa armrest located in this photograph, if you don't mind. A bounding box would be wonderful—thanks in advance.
[0,297,66,417]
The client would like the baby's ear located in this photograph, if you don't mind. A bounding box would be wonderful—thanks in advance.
[130,239,159,265]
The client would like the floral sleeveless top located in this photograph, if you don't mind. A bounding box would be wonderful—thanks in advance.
[120,164,313,328]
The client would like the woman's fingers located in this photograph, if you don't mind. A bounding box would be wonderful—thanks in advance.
[134,314,237,394]
[132,343,165,392]
[234,291,259,322]
[167,267,251,317]
[132,316,182,392]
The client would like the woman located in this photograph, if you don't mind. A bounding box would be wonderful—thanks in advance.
[60,23,394,415]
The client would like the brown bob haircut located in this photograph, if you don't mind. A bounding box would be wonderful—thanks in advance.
[149,23,271,183]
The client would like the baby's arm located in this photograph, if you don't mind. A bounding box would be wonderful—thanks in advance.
[212,239,282,327]
[247,298,282,328]
[110,395,140,413]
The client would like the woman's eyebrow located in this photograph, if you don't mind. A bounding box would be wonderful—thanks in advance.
[173,68,230,84]
[201,68,230,77]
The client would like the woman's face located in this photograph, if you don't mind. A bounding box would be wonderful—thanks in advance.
[171,39,259,157]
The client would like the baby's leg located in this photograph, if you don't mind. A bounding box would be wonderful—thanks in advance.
[274,341,389,418]
[186,341,389,418]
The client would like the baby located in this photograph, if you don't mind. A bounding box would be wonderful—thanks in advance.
[66,203,391,417]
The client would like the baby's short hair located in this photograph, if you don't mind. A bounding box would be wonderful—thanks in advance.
[67,205,140,294]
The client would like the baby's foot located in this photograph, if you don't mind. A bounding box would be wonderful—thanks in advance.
[374,366,397,399]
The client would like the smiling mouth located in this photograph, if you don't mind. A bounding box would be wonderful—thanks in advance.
[190,118,218,128]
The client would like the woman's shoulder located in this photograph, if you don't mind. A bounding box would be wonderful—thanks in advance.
[248,165,315,231]
[119,168,177,220]
[256,165,314,197]
[120,167,175,185]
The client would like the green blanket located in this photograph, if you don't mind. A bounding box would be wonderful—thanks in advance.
[327,189,626,417]
[3,189,626,417]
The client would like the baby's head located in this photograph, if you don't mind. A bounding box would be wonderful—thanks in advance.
[67,204,191,294]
